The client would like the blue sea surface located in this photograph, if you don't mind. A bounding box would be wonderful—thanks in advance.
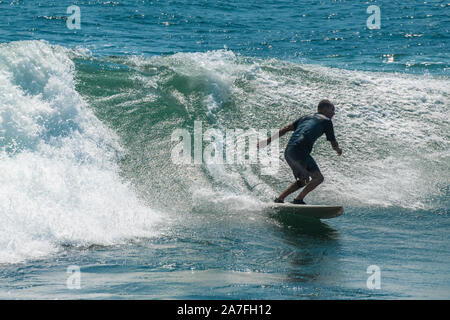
[1,0,449,74]
[0,0,448,299]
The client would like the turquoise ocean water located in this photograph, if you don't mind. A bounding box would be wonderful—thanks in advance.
[0,0,449,299]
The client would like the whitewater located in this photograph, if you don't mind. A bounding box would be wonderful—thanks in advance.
[0,41,164,264]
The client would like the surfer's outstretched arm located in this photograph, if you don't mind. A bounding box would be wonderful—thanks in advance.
[330,140,342,156]
[257,123,295,149]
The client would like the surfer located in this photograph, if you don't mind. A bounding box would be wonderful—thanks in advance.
[257,99,342,204]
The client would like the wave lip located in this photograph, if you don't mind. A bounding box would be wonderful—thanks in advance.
[0,40,162,264]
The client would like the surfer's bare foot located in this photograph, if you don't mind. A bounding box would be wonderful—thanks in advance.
[291,199,306,205]
[274,198,284,203]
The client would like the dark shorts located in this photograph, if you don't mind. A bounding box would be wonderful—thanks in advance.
[284,145,320,180]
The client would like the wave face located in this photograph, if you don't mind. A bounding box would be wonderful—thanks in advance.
[74,48,450,212]
[0,41,162,263]
[1,41,448,263]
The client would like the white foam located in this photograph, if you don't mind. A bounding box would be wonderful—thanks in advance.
[0,41,162,264]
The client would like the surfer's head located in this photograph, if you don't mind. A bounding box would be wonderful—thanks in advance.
[317,99,335,118]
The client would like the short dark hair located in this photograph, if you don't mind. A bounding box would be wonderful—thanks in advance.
[317,99,334,111]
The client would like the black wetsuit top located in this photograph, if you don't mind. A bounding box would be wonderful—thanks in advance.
[287,113,336,153]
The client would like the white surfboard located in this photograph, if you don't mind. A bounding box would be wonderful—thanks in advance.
[266,202,344,219]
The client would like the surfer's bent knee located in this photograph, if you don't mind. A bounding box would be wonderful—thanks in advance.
[311,171,324,184]
[296,178,309,187]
